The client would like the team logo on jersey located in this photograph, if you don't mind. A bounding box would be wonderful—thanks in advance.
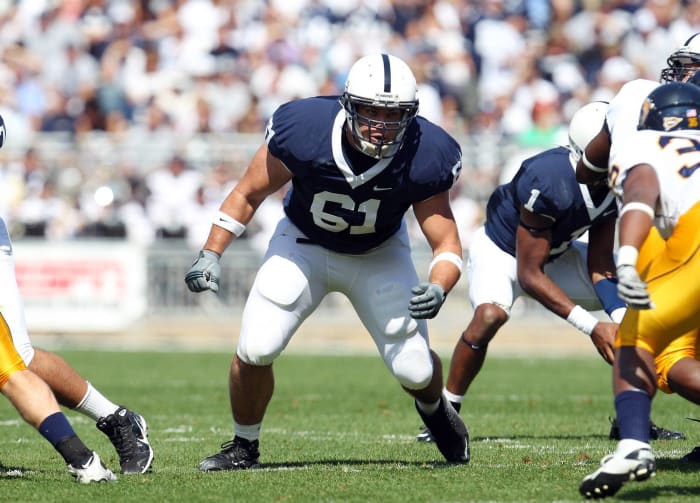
[663,116,683,131]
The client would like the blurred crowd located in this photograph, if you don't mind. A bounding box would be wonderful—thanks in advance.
[0,0,698,249]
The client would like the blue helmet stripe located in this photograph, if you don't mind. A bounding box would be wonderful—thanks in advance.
[381,53,391,92]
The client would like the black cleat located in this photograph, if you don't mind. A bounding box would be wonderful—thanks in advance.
[580,445,656,499]
[414,397,469,463]
[681,446,700,463]
[97,407,154,474]
[199,437,260,471]
[608,416,685,441]
[415,426,434,443]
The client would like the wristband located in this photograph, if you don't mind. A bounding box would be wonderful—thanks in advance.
[428,252,463,274]
[616,245,639,268]
[213,211,246,236]
[582,152,608,173]
[610,307,626,324]
[593,277,626,319]
[619,202,654,219]
[566,305,599,336]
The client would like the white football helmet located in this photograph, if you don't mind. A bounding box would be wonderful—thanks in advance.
[568,101,608,163]
[340,53,419,159]
[661,33,700,82]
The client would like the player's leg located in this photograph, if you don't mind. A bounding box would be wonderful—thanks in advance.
[199,219,327,471]
[445,227,514,410]
[0,312,115,483]
[0,220,152,474]
[580,221,700,497]
[347,232,468,463]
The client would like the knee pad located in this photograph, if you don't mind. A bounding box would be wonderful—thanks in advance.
[390,348,433,390]
[236,336,282,366]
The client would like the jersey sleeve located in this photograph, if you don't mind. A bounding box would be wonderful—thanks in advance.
[408,119,462,198]
[265,97,338,176]
[513,155,573,221]
[607,79,659,146]
[609,131,656,198]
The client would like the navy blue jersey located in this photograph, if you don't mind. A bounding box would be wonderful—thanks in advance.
[485,147,617,261]
[265,96,461,254]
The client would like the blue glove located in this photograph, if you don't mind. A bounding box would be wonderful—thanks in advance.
[185,250,221,293]
[408,282,446,319]
[616,264,654,309]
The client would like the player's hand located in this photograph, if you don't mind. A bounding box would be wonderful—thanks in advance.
[590,322,616,365]
[185,250,221,293]
[616,264,654,309]
[409,282,446,319]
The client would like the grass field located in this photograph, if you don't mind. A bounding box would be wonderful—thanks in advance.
[0,350,698,502]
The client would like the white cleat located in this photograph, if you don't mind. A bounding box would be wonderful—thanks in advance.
[68,452,117,484]
[579,441,655,499]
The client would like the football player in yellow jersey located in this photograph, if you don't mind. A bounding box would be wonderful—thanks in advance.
[0,310,116,482]
[579,82,700,498]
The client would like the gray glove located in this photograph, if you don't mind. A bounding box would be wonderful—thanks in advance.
[185,250,221,293]
[408,282,446,319]
[616,264,654,309]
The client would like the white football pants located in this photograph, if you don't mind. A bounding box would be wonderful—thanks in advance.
[0,217,34,364]
[467,226,602,315]
[237,217,434,390]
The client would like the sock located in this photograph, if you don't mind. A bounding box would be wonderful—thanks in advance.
[75,382,119,421]
[39,412,91,465]
[235,422,261,442]
[443,388,463,413]
[415,398,440,415]
[614,390,651,443]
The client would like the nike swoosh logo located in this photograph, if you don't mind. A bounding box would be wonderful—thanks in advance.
[602,209,616,216]
[373,186,392,191]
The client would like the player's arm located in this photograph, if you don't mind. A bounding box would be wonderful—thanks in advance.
[575,124,610,186]
[587,216,627,323]
[414,191,462,294]
[515,208,573,317]
[408,191,462,319]
[615,163,659,310]
[517,208,615,363]
[185,143,292,293]
[203,143,292,256]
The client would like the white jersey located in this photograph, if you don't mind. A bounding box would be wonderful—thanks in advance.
[610,129,700,239]
[607,79,660,158]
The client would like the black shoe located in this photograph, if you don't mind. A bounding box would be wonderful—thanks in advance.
[681,446,700,463]
[415,426,434,443]
[608,417,686,441]
[414,398,469,463]
[97,407,154,474]
[199,437,260,471]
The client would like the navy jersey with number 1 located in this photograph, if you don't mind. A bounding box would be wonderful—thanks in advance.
[265,96,462,254]
[485,147,617,261]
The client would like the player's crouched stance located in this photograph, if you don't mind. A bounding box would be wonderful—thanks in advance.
[186,53,469,469]
[580,82,700,498]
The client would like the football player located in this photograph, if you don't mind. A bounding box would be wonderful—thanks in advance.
[579,81,700,499]
[185,53,468,469]
[0,114,114,483]
[0,114,153,475]
[577,35,700,464]
[415,102,649,443]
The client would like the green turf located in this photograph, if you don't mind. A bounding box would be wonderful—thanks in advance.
[1,351,698,502]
